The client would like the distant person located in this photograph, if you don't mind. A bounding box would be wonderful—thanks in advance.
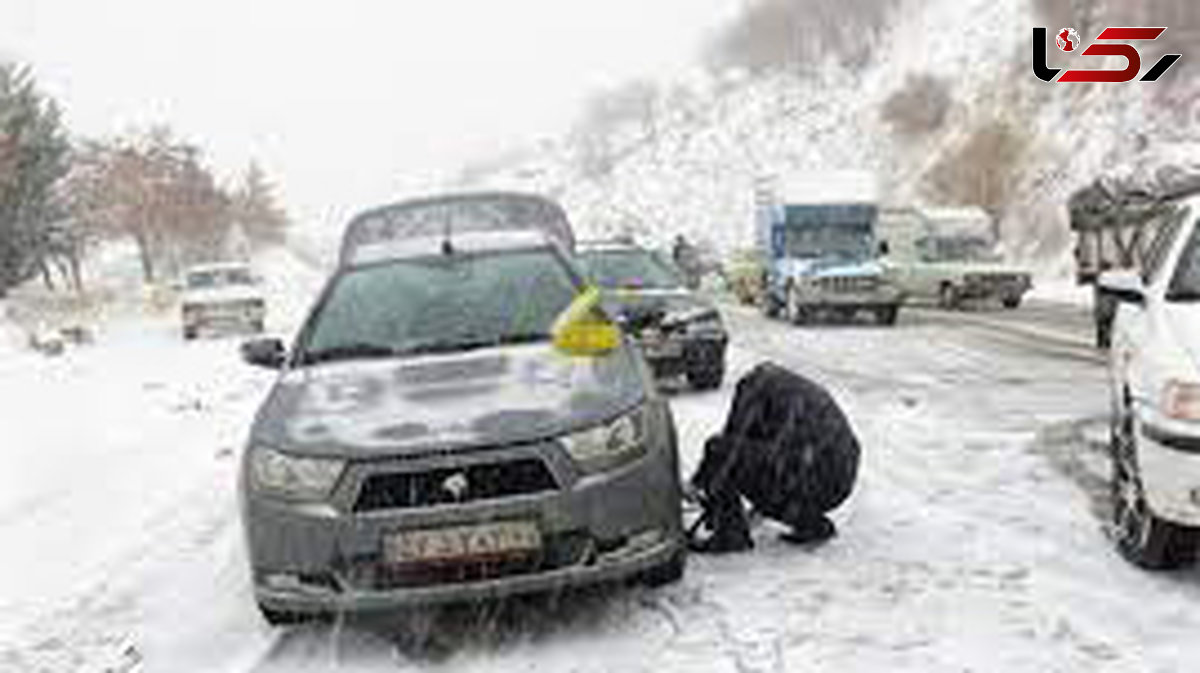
[672,234,701,289]
[688,362,861,553]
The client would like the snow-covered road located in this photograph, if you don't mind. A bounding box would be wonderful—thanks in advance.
[4,288,1200,673]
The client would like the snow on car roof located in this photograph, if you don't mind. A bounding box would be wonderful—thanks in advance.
[185,261,252,274]
[576,239,644,253]
[339,192,575,266]
[347,229,557,266]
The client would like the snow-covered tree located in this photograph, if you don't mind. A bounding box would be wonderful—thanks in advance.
[230,162,289,250]
[0,64,71,297]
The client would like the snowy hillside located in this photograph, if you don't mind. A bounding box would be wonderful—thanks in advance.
[455,0,1200,278]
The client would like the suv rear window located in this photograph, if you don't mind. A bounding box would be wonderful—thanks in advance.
[301,248,579,360]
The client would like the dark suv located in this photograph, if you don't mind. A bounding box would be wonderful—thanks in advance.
[576,241,728,390]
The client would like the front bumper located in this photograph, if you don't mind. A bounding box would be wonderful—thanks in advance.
[638,333,728,378]
[1136,410,1200,526]
[242,411,684,614]
[791,290,905,309]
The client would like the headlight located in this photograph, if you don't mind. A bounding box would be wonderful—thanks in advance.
[1163,381,1200,420]
[249,446,345,500]
[560,407,648,473]
[687,314,724,335]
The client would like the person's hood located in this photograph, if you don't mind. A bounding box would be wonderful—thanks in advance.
[183,285,263,305]
[598,287,717,324]
[250,342,646,458]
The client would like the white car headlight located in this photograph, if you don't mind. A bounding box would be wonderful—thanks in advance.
[249,446,345,500]
[1163,381,1200,420]
[560,407,648,473]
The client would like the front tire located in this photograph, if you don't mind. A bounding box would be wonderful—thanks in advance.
[938,283,960,310]
[785,284,810,325]
[874,305,899,326]
[1111,404,1198,570]
[639,549,686,587]
[1001,294,1022,309]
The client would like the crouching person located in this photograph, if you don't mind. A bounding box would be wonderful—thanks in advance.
[689,362,860,553]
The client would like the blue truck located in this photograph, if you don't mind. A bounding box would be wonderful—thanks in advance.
[756,177,905,325]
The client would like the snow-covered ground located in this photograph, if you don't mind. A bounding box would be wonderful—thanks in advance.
[5,255,1200,672]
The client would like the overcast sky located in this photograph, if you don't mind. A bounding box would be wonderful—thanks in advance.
[0,0,737,231]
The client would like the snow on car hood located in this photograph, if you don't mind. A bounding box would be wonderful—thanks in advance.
[778,257,882,279]
[183,285,263,305]
[251,342,646,458]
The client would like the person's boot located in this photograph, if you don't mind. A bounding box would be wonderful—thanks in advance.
[779,515,837,546]
[689,497,754,554]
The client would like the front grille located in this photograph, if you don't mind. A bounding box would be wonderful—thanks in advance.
[352,458,558,512]
[815,276,878,293]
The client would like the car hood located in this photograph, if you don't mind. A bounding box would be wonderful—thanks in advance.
[183,285,263,305]
[251,342,647,458]
[600,287,717,322]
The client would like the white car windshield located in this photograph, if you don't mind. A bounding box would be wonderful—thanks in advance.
[187,267,254,290]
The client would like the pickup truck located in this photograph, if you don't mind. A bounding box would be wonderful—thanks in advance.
[878,206,1032,309]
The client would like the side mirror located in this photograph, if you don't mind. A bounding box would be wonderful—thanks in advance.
[877,240,890,256]
[552,286,621,356]
[240,337,286,369]
[1097,270,1146,304]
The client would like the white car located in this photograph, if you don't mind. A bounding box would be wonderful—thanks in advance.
[180,262,267,340]
[1104,196,1200,569]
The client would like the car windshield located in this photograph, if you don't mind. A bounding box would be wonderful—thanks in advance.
[783,223,872,261]
[299,248,579,363]
[920,236,1001,263]
[186,267,254,289]
[1168,220,1200,301]
[577,249,683,290]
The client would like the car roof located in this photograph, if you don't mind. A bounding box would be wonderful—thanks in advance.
[576,240,648,254]
[185,261,251,274]
[347,229,558,267]
[339,192,575,266]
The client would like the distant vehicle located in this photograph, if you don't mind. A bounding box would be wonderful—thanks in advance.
[237,194,684,625]
[878,206,1032,309]
[756,173,905,325]
[576,240,728,390]
[179,262,266,340]
[725,247,766,306]
[1102,187,1200,570]
[1069,167,1200,348]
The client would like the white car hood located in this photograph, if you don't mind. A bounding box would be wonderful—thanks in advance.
[183,285,263,305]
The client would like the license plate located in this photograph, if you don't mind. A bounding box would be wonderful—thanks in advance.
[384,521,542,565]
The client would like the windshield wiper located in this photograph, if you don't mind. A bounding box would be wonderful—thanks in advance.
[1166,290,1200,302]
[298,342,399,365]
